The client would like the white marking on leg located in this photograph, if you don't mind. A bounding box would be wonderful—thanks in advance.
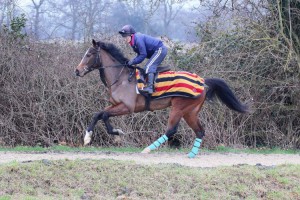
[112,128,125,135]
[84,131,93,146]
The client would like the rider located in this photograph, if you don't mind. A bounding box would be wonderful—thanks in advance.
[118,24,168,94]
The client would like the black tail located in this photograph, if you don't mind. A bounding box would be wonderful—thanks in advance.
[205,78,249,113]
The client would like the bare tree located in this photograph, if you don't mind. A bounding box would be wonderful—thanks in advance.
[31,0,46,39]
[47,0,82,40]
[159,0,186,35]
[111,0,157,34]
[77,0,108,42]
[0,0,18,28]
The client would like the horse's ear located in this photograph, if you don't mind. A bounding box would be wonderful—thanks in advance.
[92,39,97,47]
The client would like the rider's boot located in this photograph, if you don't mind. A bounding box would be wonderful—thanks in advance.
[141,73,155,94]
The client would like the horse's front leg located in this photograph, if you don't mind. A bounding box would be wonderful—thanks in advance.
[84,103,131,145]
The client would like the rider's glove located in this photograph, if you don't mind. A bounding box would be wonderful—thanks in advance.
[125,60,135,68]
[127,60,134,66]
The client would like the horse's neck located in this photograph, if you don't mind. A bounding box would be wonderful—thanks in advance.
[100,50,129,87]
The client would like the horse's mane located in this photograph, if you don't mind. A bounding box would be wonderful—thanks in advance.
[98,41,129,64]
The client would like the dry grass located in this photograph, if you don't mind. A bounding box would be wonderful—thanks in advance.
[0,160,299,200]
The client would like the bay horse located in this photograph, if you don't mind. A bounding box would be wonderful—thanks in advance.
[74,39,248,158]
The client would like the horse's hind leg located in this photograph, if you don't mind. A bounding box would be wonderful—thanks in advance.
[183,111,205,158]
[141,96,204,154]
[183,98,205,158]
[141,99,183,154]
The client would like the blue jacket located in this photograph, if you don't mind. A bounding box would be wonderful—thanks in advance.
[129,33,163,65]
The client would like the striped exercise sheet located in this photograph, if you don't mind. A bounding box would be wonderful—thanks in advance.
[136,70,205,99]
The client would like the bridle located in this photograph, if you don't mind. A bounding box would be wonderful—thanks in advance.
[83,46,131,88]
[82,46,101,74]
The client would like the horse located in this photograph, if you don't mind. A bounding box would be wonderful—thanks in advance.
[74,39,249,158]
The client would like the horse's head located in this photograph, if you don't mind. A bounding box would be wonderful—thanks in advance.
[75,39,101,77]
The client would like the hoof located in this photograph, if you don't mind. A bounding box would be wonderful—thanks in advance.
[112,128,125,135]
[84,131,93,146]
[141,147,151,154]
[188,152,196,158]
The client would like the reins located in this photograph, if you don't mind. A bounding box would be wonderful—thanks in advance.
[94,47,130,88]
[98,63,126,69]
[105,65,126,87]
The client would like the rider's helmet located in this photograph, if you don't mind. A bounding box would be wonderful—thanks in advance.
[118,25,136,37]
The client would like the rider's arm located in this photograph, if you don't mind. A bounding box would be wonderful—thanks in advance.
[128,37,147,65]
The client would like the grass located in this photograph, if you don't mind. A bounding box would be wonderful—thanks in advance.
[0,145,299,154]
[0,145,299,199]
[0,160,299,199]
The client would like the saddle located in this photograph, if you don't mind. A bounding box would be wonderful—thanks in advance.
[137,65,172,83]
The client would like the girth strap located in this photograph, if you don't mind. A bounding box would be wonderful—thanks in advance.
[144,94,151,111]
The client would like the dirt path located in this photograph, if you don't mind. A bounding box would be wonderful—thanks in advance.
[1,151,300,167]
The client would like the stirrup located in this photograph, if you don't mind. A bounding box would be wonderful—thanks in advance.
[141,85,154,94]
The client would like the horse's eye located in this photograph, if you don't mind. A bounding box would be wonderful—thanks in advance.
[86,53,92,57]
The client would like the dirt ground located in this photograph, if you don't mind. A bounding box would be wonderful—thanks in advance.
[1,151,300,167]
